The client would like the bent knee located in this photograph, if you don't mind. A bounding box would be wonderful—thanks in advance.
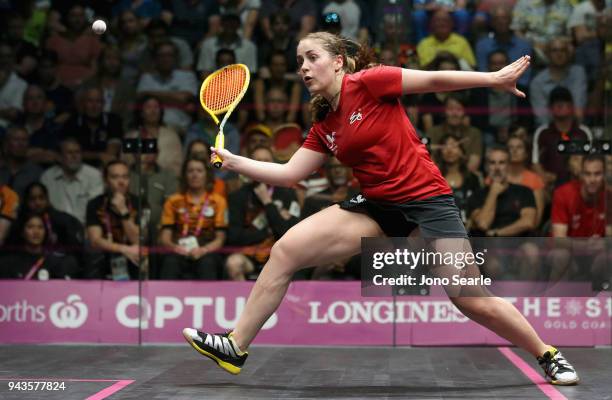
[269,238,301,266]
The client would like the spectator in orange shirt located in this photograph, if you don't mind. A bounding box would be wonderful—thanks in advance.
[507,135,546,228]
[159,157,228,280]
[0,184,18,246]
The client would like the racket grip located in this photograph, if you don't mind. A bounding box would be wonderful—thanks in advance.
[213,134,225,169]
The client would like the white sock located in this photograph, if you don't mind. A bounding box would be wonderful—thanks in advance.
[228,332,247,356]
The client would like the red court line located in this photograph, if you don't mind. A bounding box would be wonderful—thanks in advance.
[0,378,135,399]
[497,347,567,400]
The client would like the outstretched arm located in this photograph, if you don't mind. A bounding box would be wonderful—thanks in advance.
[402,56,530,97]
[210,147,328,187]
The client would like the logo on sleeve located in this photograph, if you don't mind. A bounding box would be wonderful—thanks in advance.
[325,131,338,154]
[349,109,363,125]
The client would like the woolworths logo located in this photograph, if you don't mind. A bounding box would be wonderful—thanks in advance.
[49,295,88,328]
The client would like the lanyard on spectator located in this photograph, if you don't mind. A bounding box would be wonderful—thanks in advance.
[24,256,46,280]
[181,193,210,237]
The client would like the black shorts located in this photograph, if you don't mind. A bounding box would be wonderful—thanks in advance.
[339,193,467,238]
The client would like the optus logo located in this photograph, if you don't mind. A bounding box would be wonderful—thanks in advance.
[49,295,88,328]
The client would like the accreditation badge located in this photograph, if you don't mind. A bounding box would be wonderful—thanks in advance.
[111,255,130,281]
[178,235,199,252]
[251,212,268,230]
[203,206,215,217]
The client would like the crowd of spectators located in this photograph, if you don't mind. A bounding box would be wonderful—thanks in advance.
[0,0,610,283]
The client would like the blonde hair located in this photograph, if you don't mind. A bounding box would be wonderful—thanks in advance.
[302,32,377,122]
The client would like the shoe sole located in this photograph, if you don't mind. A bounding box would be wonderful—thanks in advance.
[182,329,242,375]
[550,377,580,386]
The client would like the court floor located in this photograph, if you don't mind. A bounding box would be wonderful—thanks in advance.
[0,345,609,399]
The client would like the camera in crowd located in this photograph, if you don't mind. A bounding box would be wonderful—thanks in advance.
[557,140,611,155]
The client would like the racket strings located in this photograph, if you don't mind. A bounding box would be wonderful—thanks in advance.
[202,67,247,113]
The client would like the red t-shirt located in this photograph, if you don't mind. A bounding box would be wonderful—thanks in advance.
[551,180,611,237]
[302,66,451,203]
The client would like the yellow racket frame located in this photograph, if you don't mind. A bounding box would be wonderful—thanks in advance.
[199,63,251,168]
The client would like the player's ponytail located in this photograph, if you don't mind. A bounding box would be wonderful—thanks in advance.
[304,32,377,122]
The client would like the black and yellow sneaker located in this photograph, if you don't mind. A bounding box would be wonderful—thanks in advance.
[182,328,248,375]
[537,346,579,385]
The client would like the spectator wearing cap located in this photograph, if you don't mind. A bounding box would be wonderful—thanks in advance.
[241,123,273,157]
[416,9,476,69]
[529,37,587,126]
[272,123,303,162]
[532,87,593,187]
[197,14,258,77]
